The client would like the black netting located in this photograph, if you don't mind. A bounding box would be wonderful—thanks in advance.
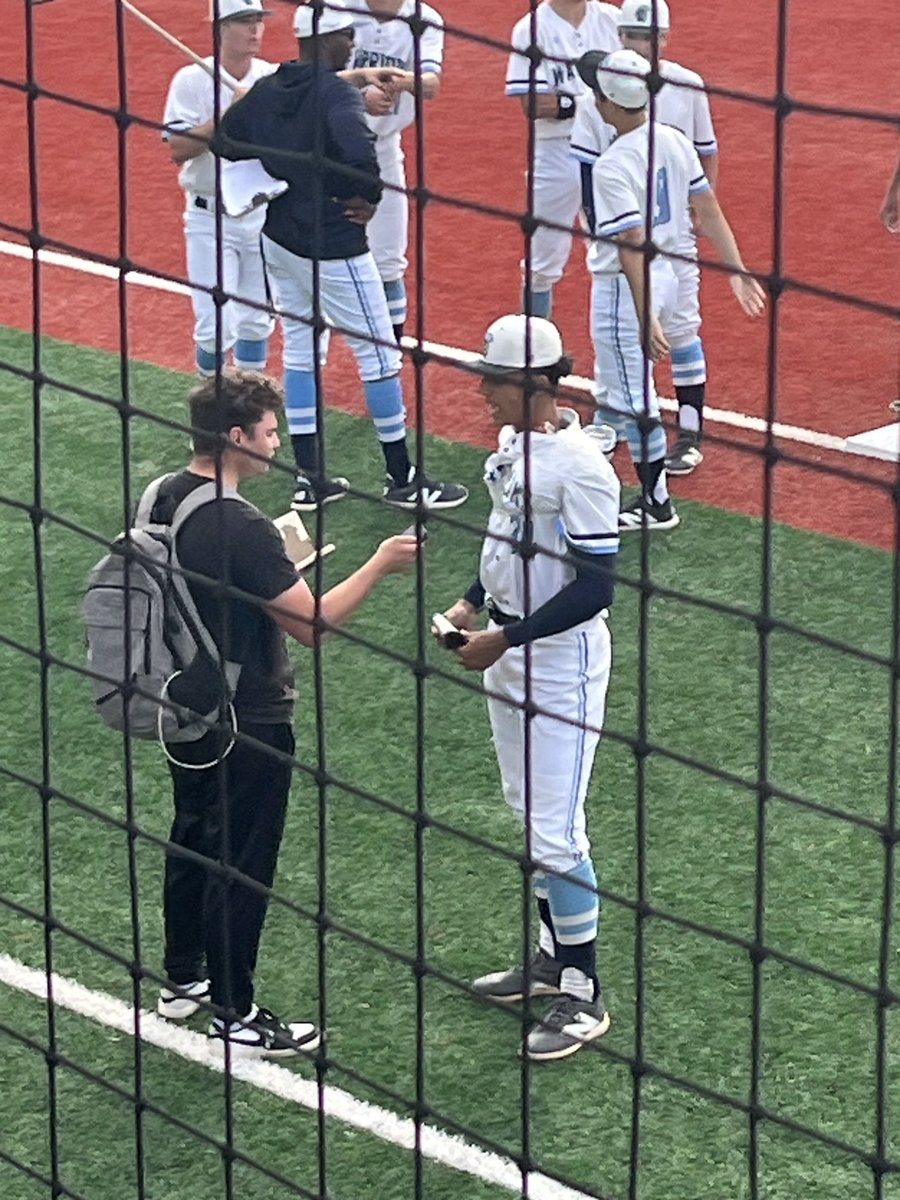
[3,1,900,1198]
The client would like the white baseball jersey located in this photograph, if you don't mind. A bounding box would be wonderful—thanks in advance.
[480,410,620,620]
[163,58,277,196]
[351,1,444,138]
[571,59,717,166]
[506,1,620,141]
[588,121,710,274]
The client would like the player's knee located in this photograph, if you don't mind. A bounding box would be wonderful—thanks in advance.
[521,270,559,294]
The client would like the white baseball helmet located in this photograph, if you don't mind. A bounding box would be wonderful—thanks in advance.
[212,0,272,21]
[478,315,565,373]
[293,1,354,37]
[595,49,651,110]
[617,0,671,33]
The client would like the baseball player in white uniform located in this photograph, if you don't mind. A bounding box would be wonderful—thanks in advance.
[351,0,444,342]
[572,0,719,474]
[505,1,620,320]
[583,49,764,531]
[163,0,277,379]
[436,314,619,1062]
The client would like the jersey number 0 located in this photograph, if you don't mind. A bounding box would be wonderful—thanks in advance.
[653,167,671,228]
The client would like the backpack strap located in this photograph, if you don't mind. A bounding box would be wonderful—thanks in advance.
[167,481,255,686]
[134,473,176,529]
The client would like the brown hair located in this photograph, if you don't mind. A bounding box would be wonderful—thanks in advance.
[189,370,284,457]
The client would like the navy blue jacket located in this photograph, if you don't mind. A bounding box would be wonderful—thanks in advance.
[217,62,382,261]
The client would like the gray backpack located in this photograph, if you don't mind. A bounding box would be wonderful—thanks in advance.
[82,474,245,753]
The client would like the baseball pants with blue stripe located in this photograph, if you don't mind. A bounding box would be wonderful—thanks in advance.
[484,620,610,874]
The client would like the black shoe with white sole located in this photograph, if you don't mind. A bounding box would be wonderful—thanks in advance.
[618,496,680,532]
[522,994,611,1061]
[665,431,704,476]
[209,1005,321,1060]
[471,949,563,1003]
[382,469,468,511]
[291,474,349,512]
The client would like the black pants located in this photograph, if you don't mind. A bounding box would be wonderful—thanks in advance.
[163,721,295,1019]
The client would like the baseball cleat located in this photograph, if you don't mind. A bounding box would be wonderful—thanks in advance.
[157,978,211,1022]
[664,432,704,476]
[208,1005,321,1060]
[618,496,680,533]
[521,994,611,1061]
[471,949,563,1003]
[291,474,350,512]
[382,469,469,511]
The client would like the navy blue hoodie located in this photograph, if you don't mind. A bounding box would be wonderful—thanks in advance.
[218,62,382,261]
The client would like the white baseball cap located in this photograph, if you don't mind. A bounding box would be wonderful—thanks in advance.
[477,314,565,374]
[293,1,355,37]
[617,0,671,33]
[595,49,651,110]
[211,0,272,22]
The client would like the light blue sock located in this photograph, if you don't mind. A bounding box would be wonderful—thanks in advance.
[195,345,224,377]
[670,337,706,388]
[285,369,318,437]
[234,337,268,370]
[522,288,552,319]
[383,279,407,329]
[364,376,406,442]
[546,860,599,948]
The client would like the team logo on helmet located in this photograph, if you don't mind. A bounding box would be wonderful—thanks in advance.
[635,5,651,21]
[483,330,494,356]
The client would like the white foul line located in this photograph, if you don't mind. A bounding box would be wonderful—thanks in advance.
[0,237,884,462]
[0,953,595,1200]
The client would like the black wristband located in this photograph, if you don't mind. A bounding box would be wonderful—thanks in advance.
[463,578,486,612]
[555,94,576,120]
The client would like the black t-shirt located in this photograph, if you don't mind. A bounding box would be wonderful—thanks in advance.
[152,472,299,723]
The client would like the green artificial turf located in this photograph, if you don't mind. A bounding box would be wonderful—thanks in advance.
[0,326,897,1199]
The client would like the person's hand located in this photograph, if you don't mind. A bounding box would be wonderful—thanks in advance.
[729,272,766,317]
[431,599,479,644]
[354,66,406,89]
[455,628,509,671]
[641,314,670,363]
[880,186,900,233]
[338,195,378,225]
[363,85,394,117]
[373,534,421,576]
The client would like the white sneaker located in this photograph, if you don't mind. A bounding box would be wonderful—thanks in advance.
[157,978,211,1021]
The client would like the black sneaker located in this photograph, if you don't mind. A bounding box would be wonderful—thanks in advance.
[291,474,349,513]
[471,949,563,1003]
[382,468,468,511]
[618,495,680,532]
[522,993,611,1061]
[208,1005,322,1060]
[665,431,704,476]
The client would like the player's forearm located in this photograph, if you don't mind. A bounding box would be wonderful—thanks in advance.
[517,93,564,120]
[168,122,216,164]
[401,71,440,99]
[691,191,746,272]
[617,237,651,324]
